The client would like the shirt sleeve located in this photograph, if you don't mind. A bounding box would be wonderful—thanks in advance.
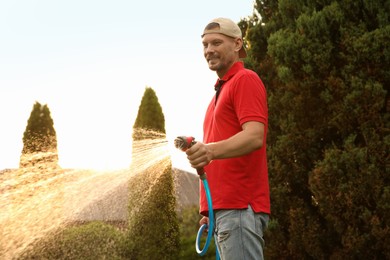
[232,71,268,126]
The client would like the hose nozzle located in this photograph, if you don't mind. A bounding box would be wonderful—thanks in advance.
[174,136,205,177]
[174,136,196,151]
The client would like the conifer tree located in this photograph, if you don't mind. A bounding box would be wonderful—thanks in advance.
[133,87,165,140]
[20,101,58,169]
[127,87,180,259]
[242,0,389,258]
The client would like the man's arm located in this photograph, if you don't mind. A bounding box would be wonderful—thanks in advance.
[186,121,265,169]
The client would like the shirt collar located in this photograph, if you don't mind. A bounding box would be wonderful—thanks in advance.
[213,61,244,89]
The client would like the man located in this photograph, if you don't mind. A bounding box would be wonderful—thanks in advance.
[185,17,270,259]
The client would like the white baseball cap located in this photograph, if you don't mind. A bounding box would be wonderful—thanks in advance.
[202,17,247,58]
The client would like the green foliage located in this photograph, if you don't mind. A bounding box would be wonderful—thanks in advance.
[127,85,180,258]
[178,205,218,260]
[126,164,180,259]
[178,205,200,238]
[20,101,58,168]
[242,0,389,258]
[22,101,57,154]
[20,221,127,259]
[310,136,389,258]
[133,87,165,139]
[21,205,215,259]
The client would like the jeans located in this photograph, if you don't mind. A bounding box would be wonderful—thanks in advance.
[214,205,269,260]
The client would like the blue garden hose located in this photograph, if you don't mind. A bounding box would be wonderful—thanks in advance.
[196,174,218,258]
[174,136,220,259]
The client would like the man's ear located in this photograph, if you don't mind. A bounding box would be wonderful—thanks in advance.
[234,38,243,53]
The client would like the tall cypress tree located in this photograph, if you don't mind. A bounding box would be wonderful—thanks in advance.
[243,0,389,258]
[20,101,58,169]
[133,87,165,140]
[126,87,180,259]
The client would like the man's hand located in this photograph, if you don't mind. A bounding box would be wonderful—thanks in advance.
[186,121,265,169]
[185,142,213,169]
[199,216,210,232]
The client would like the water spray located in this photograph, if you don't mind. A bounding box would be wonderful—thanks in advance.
[174,136,219,259]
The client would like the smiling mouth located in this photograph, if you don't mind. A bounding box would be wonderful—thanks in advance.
[207,54,219,61]
[207,57,218,63]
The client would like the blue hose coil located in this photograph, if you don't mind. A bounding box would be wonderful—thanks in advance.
[196,178,220,259]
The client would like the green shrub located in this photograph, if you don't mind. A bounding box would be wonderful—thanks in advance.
[20,221,126,259]
[178,205,218,260]
[125,164,180,259]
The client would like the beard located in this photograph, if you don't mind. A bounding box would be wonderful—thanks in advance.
[207,55,227,72]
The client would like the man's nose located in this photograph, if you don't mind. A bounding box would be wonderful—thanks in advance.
[204,45,215,55]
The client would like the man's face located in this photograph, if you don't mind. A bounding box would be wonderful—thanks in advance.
[202,33,240,76]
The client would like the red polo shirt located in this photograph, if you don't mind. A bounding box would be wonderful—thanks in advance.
[200,62,270,216]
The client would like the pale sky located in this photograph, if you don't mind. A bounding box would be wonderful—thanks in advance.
[0,0,255,172]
